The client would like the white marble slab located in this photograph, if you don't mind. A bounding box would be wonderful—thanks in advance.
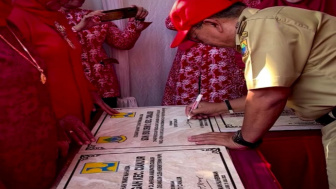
[57,146,244,189]
[80,106,218,153]
[80,107,322,153]
[210,109,323,132]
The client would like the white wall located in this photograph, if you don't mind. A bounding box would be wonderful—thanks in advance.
[82,0,177,107]
[82,0,103,10]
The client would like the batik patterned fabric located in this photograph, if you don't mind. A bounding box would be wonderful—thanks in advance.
[62,8,150,98]
[162,41,247,105]
[162,0,260,105]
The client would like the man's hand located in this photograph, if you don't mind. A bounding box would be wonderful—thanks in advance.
[185,101,227,119]
[59,115,96,145]
[185,96,246,119]
[188,132,247,149]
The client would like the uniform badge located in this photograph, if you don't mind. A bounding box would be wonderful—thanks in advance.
[241,31,248,38]
[240,39,249,58]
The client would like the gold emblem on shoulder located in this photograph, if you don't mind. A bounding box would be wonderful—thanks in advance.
[240,39,249,58]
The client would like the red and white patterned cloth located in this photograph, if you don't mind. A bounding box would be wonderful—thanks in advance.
[162,0,260,105]
[62,8,150,98]
[162,40,247,105]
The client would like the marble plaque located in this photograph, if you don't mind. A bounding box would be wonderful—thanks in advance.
[57,146,244,189]
[209,109,322,132]
[80,106,218,153]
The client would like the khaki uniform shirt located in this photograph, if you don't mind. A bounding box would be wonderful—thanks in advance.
[236,7,336,120]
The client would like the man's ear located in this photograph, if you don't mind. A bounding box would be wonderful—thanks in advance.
[203,18,223,32]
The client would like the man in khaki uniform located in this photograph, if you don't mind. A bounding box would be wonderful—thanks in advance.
[169,0,336,187]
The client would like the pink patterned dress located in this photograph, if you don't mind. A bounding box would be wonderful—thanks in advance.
[162,0,260,105]
[62,8,150,98]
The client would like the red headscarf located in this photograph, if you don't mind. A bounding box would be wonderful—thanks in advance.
[9,0,94,125]
[0,0,12,26]
[257,0,336,16]
[11,0,70,27]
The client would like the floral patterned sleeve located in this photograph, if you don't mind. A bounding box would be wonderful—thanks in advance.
[105,20,151,50]
[243,0,261,8]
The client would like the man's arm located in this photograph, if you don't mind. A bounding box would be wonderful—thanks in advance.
[240,87,291,143]
[188,87,291,149]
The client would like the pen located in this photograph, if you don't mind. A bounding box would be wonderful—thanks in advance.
[187,94,203,122]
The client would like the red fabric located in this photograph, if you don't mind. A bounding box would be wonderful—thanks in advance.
[61,8,150,98]
[257,0,336,16]
[0,0,11,26]
[235,51,246,69]
[8,0,94,125]
[259,130,329,189]
[228,149,282,189]
[0,24,58,189]
[178,40,196,51]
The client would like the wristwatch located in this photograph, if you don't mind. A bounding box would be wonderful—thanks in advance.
[224,99,234,114]
[232,130,262,148]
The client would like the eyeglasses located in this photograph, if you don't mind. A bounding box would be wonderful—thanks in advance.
[187,22,203,43]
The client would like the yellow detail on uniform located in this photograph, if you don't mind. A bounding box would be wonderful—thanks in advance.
[240,39,249,58]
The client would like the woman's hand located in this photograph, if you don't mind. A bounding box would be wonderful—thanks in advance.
[59,115,96,145]
[130,5,148,21]
[73,10,105,31]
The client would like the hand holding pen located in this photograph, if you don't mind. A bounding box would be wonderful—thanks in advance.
[186,94,203,124]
